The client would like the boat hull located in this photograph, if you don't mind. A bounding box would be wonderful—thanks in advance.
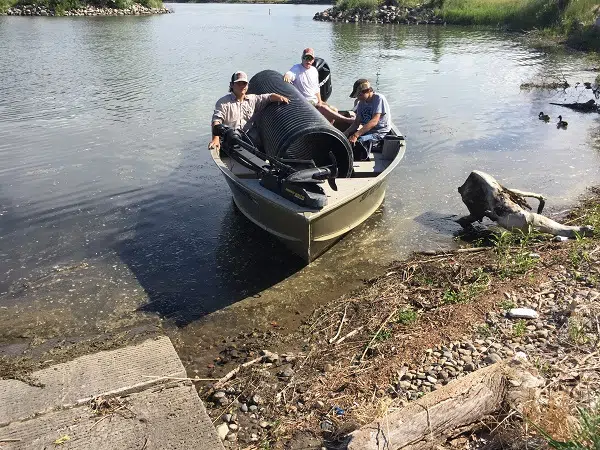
[217,160,391,264]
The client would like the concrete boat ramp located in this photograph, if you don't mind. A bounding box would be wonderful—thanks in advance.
[0,337,224,449]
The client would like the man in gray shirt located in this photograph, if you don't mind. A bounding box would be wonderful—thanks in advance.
[344,79,391,160]
[208,71,289,151]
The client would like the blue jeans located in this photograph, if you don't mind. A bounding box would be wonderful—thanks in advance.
[355,132,386,160]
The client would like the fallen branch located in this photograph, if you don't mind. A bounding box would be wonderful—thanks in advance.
[456,247,489,253]
[329,305,348,344]
[214,356,264,389]
[360,309,398,362]
[142,375,218,382]
[0,439,22,443]
[333,326,364,345]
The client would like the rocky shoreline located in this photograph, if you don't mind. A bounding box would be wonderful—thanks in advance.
[196,194,600,448]
[3,3,171,16]
[313,4,443,24]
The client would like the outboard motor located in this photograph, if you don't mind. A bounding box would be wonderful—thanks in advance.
[313,57,332,103]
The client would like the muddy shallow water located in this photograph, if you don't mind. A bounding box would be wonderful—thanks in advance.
[1,4,600,357]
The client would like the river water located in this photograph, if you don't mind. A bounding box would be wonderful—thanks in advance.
[1,4,599,344]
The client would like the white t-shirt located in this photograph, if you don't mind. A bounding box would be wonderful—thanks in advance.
[285,64,319,103]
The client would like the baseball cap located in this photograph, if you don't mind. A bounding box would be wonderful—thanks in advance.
[231,71,248,83]
[349,78,370,98]
[302,48,315,58]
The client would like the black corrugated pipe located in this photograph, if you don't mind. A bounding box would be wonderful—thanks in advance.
[248,69,353,178]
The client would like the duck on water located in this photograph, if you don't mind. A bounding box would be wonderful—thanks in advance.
[210,69,406,263]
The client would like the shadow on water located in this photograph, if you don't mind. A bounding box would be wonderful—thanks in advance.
[413,211,463,236]
[115,142,304,327]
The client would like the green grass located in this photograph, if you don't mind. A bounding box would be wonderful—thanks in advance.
[500,299,516,310]
[441,267,490,305]
[513,319,527,337]
[491,230,540,279]
[396,308,418,325]
[438,0,563,28]
[436,0,600,50]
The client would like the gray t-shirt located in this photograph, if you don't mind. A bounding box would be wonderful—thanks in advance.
[356,92,391,135]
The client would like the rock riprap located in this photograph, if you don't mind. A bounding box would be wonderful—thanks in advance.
[4,3,171,16]
[313,4,443,24]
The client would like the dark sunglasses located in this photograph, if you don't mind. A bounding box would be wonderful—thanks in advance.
[302,55,314,61]
[360,88,371,94]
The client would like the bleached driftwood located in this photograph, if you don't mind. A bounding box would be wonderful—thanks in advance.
[347,360,543,450]
[457,171,593,238]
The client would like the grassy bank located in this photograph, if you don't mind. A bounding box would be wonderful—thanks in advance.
[0,0,163,13]
[439,0,600,50]
[332,0,600,51]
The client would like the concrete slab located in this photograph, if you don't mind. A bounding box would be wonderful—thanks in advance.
[1,383,222,449]
[0,336,224,449]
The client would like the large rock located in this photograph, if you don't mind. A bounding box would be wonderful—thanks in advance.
[595,16,600,29]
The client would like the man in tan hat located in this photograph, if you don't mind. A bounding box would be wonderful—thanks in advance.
[344,79,391,160]
[283,48,354,127]
[208,71,289,151]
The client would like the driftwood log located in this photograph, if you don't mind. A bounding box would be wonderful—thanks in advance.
[347,360,544,450]
[456,171,593,238]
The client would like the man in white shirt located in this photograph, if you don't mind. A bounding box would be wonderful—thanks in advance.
[283,48,354,128]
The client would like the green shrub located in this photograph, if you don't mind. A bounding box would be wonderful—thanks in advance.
[396,308,418,325]
[137,0,162,8]
[52,0,81,14]
[336,0,379,11]
[111,0,133,7]
[563,0,599,25]
[0,0,15,13]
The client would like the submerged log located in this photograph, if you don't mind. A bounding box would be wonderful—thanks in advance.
[549,99,599,113]
[347,360,544,450]
[456,171,593,238]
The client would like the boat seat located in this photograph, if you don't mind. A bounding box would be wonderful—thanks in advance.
[352,153,389,178]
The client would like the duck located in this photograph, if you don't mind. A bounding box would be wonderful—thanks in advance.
[538,111,550,121]
[557,115,568,128]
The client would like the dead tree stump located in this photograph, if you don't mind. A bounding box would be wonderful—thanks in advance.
[456,171,593,238]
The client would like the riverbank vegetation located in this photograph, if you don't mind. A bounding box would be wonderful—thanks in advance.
[0,0,163,14]
[331,0,600,51]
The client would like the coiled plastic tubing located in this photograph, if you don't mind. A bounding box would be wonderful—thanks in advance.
[248,70,353,178]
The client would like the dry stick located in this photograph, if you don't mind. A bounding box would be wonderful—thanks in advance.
[329,305,348,344]
[142,375,218,382]
[0,439,22,443]
[333,326,364,345]
[360,308,398,362]
[214,356,264,390]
